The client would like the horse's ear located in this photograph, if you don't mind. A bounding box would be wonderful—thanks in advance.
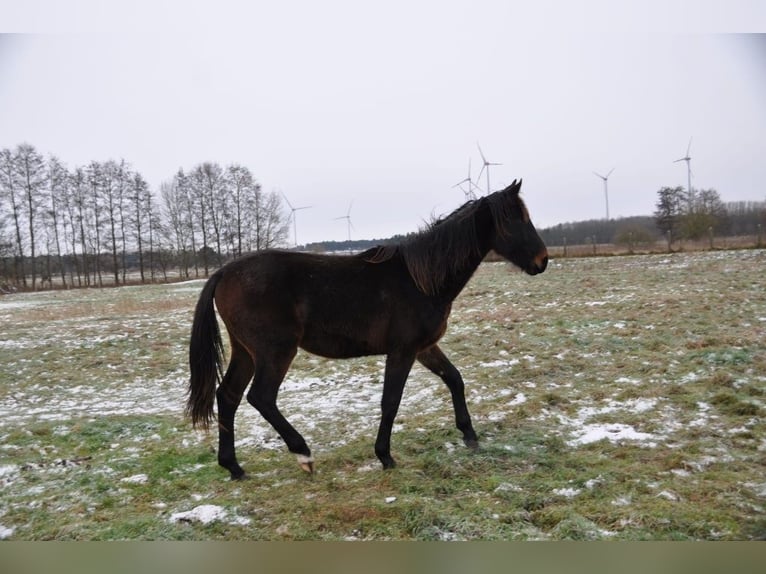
[504,179,522,194]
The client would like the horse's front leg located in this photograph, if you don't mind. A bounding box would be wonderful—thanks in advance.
[374,351,416,469]
[417,345,478,449]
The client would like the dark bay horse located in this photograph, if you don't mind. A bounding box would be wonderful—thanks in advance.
[187,179,548,479]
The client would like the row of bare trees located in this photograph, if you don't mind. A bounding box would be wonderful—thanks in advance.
[0,143,289,291]
[161,162,288,279]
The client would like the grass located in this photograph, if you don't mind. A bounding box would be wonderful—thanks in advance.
[1,250,765,540]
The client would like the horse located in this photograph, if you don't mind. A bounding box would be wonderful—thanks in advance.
[187,179,548,479]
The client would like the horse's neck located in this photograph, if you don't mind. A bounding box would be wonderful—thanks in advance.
[435,244,489,303]
[435,205,496,303]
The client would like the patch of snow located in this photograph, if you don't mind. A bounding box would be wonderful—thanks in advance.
[120,474,148,484]
[657,490,679,502]
[479,359,519,368]
[671,468,692,477]
[169,504,250,526]
[585,476,603,489]
[569,423,657,446]
[611,496,632,506]
[507,393,527,406]
[690,402,712,427]
[679,372,701,384]
[0,525,14,540]
[0,464,18,478]
[553,487,581,498]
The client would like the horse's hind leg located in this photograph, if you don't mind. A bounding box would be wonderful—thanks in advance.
[216,340,254,480]
[417,345,478,449]
[246,345,314,473]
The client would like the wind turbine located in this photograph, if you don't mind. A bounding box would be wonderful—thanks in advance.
[334,201,355,242]
[592,167,615,220]
[282,192,311,248]
[476,142,502,194]
[674,137,694,210]
[452,158,481,200]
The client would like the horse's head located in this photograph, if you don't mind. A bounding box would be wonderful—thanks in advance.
[486,179,548,275]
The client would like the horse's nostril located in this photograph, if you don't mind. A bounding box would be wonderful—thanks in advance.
[539,255,548,272]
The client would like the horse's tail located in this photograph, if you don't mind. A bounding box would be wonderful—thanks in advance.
[186,270,225,430]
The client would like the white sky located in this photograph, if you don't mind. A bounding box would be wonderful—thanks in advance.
[1,1,765,245]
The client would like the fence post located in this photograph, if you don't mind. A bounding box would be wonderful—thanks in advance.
[708,226,714,250]
[563,236,567,258]
[758,224,763,248]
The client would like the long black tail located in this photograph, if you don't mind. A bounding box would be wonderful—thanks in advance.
[186,271,225,429]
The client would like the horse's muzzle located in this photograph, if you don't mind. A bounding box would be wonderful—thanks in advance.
[526,252,548,275]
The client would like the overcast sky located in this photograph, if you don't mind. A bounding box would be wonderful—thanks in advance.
[2,1,765,245]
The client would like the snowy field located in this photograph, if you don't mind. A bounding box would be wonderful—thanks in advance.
[0,250,764,540]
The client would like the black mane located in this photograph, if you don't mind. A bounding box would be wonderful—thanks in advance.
[364,180,527,295]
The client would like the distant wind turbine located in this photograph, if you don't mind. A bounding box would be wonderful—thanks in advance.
[674,137,694,210]
[282,193,312,247]
[452,158,481,200]
[476,142,502,194]
[592,167,615,220]
[334,201,355,241]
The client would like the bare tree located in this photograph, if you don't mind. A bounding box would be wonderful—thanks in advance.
[86,162,105,286]
[129,171,152,283]
[226,164,256,256]
[191,162,228,270]
[69,167,91,286]
[0,148,25,287]
[97,159,128,285]
[162,172,195,278]
[46,155,70,287]
[114,160,131,284]
[252,188,290,250]
[15,144,47,289]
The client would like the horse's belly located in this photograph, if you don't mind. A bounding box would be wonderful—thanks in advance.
[299,331,384,359]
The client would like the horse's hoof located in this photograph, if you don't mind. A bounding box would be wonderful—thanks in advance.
[230,470,247,481]
[464,438,479,450]
[296,454,314,474]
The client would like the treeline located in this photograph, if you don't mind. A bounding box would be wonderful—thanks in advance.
[303,234,409,254]
[541,187,765,249]
[0,143,290,291]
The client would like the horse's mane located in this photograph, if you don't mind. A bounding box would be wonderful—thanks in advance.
[363,180,527,295]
